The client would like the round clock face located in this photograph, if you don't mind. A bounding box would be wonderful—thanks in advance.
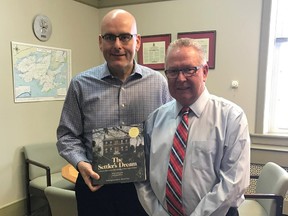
[33,15,52,41]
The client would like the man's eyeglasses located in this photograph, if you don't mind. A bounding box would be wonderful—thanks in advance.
[101,33,137,43]
[164,66,203,79]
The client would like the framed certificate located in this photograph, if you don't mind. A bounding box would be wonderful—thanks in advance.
[137,34,171,70]
[178,31,216,69]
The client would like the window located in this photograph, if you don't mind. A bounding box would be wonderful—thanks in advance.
[256,0,288,135]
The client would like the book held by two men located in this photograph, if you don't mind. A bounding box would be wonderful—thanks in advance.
[91,124,146,185]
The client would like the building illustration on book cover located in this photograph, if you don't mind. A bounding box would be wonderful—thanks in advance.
[92,124,146,185]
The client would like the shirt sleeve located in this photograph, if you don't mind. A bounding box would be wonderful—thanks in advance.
[190,111,250,216]
[135,181,169,216]
[56,80,89,168]
[135,117,170,216]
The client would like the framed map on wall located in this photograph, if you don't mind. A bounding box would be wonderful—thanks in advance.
[11,42,72,103]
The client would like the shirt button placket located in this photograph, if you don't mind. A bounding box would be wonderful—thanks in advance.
[119,86,126,126]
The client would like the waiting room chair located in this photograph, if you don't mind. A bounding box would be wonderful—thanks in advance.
[239,162,288,216]
[23,143,75,216]
[45,186,77,216]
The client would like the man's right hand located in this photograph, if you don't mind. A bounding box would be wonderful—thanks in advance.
[77,161,103,192]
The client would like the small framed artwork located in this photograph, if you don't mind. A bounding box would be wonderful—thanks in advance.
[178,30,216,69]
[137,34,171,70]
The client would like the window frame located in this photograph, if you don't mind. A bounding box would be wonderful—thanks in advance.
[255,0,288,133]
[255,0,272,134]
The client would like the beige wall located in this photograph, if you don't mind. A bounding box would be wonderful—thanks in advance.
[100,0,261,132]
[0,0,100,210]
[0,0,263,213]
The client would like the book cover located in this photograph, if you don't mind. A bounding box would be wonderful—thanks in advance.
[92,124,146,185]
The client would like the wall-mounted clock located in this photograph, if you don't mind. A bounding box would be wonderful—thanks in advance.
[33,15,52,41]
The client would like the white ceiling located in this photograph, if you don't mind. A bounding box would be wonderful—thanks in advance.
[74,0,174,8]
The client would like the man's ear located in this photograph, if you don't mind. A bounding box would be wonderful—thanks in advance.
[99,35,103,51]
[203,64,209,82]
[135,34,141,52]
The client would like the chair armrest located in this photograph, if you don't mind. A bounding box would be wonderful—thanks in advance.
[245,194,284,216]
[25,158,51,186]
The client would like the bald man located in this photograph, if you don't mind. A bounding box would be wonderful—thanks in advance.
[57,9,172,215]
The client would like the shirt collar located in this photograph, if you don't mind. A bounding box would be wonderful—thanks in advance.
[101,61,143,80]
[174,87,210,118]
[190,87,210,118]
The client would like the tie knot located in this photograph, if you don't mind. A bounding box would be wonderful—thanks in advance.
[181,107,190,115]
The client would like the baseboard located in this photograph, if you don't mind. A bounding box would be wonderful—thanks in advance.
[0,199,26,216]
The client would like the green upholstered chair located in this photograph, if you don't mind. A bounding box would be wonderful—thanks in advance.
[239,162,288,216]
[45,186,77,216]
[23,143,75,216]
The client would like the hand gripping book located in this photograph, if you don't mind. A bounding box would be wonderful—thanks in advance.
[92,124,146,185]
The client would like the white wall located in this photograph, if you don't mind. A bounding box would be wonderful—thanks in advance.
[0,0,262,211]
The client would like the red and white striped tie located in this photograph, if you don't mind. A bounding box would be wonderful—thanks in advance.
[166,107,190,216]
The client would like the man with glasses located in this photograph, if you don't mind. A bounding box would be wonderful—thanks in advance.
[56,9,171,216]
[136,38,250,216]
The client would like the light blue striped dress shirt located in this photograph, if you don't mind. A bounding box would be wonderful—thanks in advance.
[136,88,250,216]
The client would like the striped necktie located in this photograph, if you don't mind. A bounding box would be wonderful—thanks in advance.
[166,107,190,216]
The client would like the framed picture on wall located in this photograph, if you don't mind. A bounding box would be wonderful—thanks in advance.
[137,34,171,70]
[178,31,216,69]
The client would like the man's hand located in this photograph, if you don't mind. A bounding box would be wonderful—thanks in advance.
[77,161,103,192]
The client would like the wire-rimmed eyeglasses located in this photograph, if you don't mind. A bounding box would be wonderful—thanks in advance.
[101,33,137,43]
[164,66,203,79]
